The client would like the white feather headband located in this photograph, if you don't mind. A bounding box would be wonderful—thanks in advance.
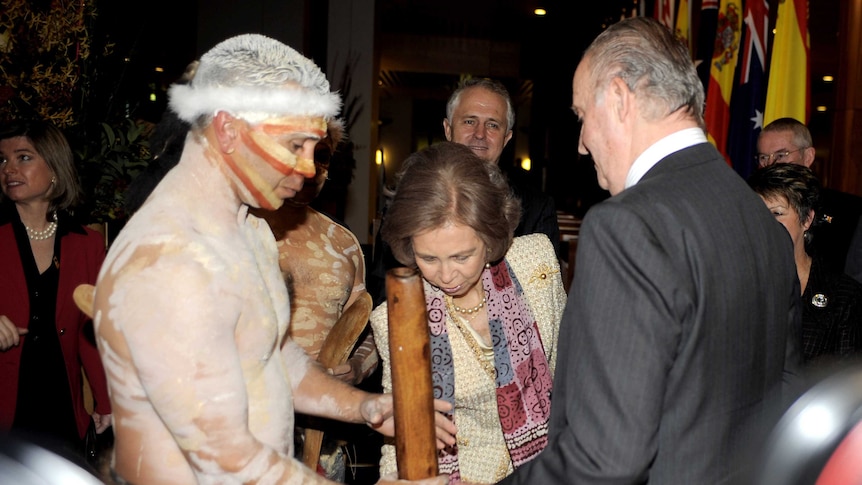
[168,84,342,123]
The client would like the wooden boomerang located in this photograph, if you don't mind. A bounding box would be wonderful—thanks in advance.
[301,291,374,470]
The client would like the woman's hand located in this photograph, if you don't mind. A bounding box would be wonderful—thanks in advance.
[92,413,112,434]
[0,315,27,351]
[361,394,457,449]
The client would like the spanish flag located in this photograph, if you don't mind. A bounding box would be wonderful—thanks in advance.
[703,0,743,164]
[764,0,810,125]
[675,0,692,56]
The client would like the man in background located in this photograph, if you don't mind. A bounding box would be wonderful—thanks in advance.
[757,117,862,283]
[443,78,560,249]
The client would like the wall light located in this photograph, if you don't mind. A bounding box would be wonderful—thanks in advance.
[534,8,547,16]
[822,75,834,82]
[521,157,532,171]
[816,106,827,112]
[376,148,384,165]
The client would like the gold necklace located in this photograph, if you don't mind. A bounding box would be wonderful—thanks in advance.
[445,301,495,380]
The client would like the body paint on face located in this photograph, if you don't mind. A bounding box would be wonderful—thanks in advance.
[222,151,282,210]
[250,116,327,177]
[211,116,327,210]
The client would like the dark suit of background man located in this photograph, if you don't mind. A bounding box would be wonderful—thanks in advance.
[499,17,800,484]
[756,117,862,285]
[443,78,560,251]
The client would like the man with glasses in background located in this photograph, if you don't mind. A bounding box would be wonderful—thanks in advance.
[757,117,862,282]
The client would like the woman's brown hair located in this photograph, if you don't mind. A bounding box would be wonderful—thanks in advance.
[382,141,521,267]
[0,119,82,217]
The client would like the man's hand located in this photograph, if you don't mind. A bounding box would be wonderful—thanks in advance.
[0,315,27,351]
[377,472,450,484]
[361,394,457,449]
[327,358,361,384]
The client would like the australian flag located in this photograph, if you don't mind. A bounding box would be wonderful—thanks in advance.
[727,0,770,179]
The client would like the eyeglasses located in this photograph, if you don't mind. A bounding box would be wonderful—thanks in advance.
[755,147,808,166]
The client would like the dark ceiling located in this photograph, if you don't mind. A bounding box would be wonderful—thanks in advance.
[374,0,641,97]
[377,0,639,42]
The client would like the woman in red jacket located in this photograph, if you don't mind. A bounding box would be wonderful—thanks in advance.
[0,119,111,461]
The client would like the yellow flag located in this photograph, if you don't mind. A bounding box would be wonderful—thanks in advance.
[764,0,810,125]
[675,0,692,56]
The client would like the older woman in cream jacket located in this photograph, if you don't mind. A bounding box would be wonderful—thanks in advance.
[371,142,566,484]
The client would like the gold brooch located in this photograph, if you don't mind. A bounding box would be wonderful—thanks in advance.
[529,263,560,287]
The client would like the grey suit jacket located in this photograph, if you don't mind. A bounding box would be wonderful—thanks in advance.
[500,143,801,484]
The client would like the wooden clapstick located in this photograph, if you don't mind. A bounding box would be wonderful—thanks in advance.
[386,267,439,480]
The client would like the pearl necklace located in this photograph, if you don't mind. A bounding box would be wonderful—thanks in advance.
[447,286,486,315]
[25,213,58,241]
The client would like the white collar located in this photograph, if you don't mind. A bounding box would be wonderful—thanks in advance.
[625,127,708,189]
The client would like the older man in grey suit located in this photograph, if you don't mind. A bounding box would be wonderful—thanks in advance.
[498,17,800,485]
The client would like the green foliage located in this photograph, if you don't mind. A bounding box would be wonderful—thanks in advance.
[76,119,152,222]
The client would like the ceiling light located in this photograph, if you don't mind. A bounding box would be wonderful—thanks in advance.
[534,8,547,16]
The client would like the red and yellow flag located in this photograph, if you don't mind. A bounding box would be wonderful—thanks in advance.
[704,0,743,164]
[764,0,810,125]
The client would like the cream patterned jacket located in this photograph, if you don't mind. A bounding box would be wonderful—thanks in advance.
[370,234,566,483]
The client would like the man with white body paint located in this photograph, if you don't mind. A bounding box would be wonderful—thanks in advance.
[92,34,453,485]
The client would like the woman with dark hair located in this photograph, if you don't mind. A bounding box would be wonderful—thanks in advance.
[370,141,566,483]
[749,163,862,366]
[0,119,111,459]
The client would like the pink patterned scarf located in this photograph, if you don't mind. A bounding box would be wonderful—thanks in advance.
[426,260,552,482]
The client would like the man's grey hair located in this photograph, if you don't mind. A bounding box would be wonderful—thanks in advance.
[445,78,516,132]
[583,17,704,125]
[761,117,813,149]
[169,34,340,125]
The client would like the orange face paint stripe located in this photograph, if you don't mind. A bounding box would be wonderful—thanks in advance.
[242,130,316,178]
[222,153,277,210]
[260,124,327,136]
[258,117,327,135]
[241,130,299,177]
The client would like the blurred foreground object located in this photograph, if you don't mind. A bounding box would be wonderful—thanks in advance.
[758,366,862,485]
[0,435,103,485]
